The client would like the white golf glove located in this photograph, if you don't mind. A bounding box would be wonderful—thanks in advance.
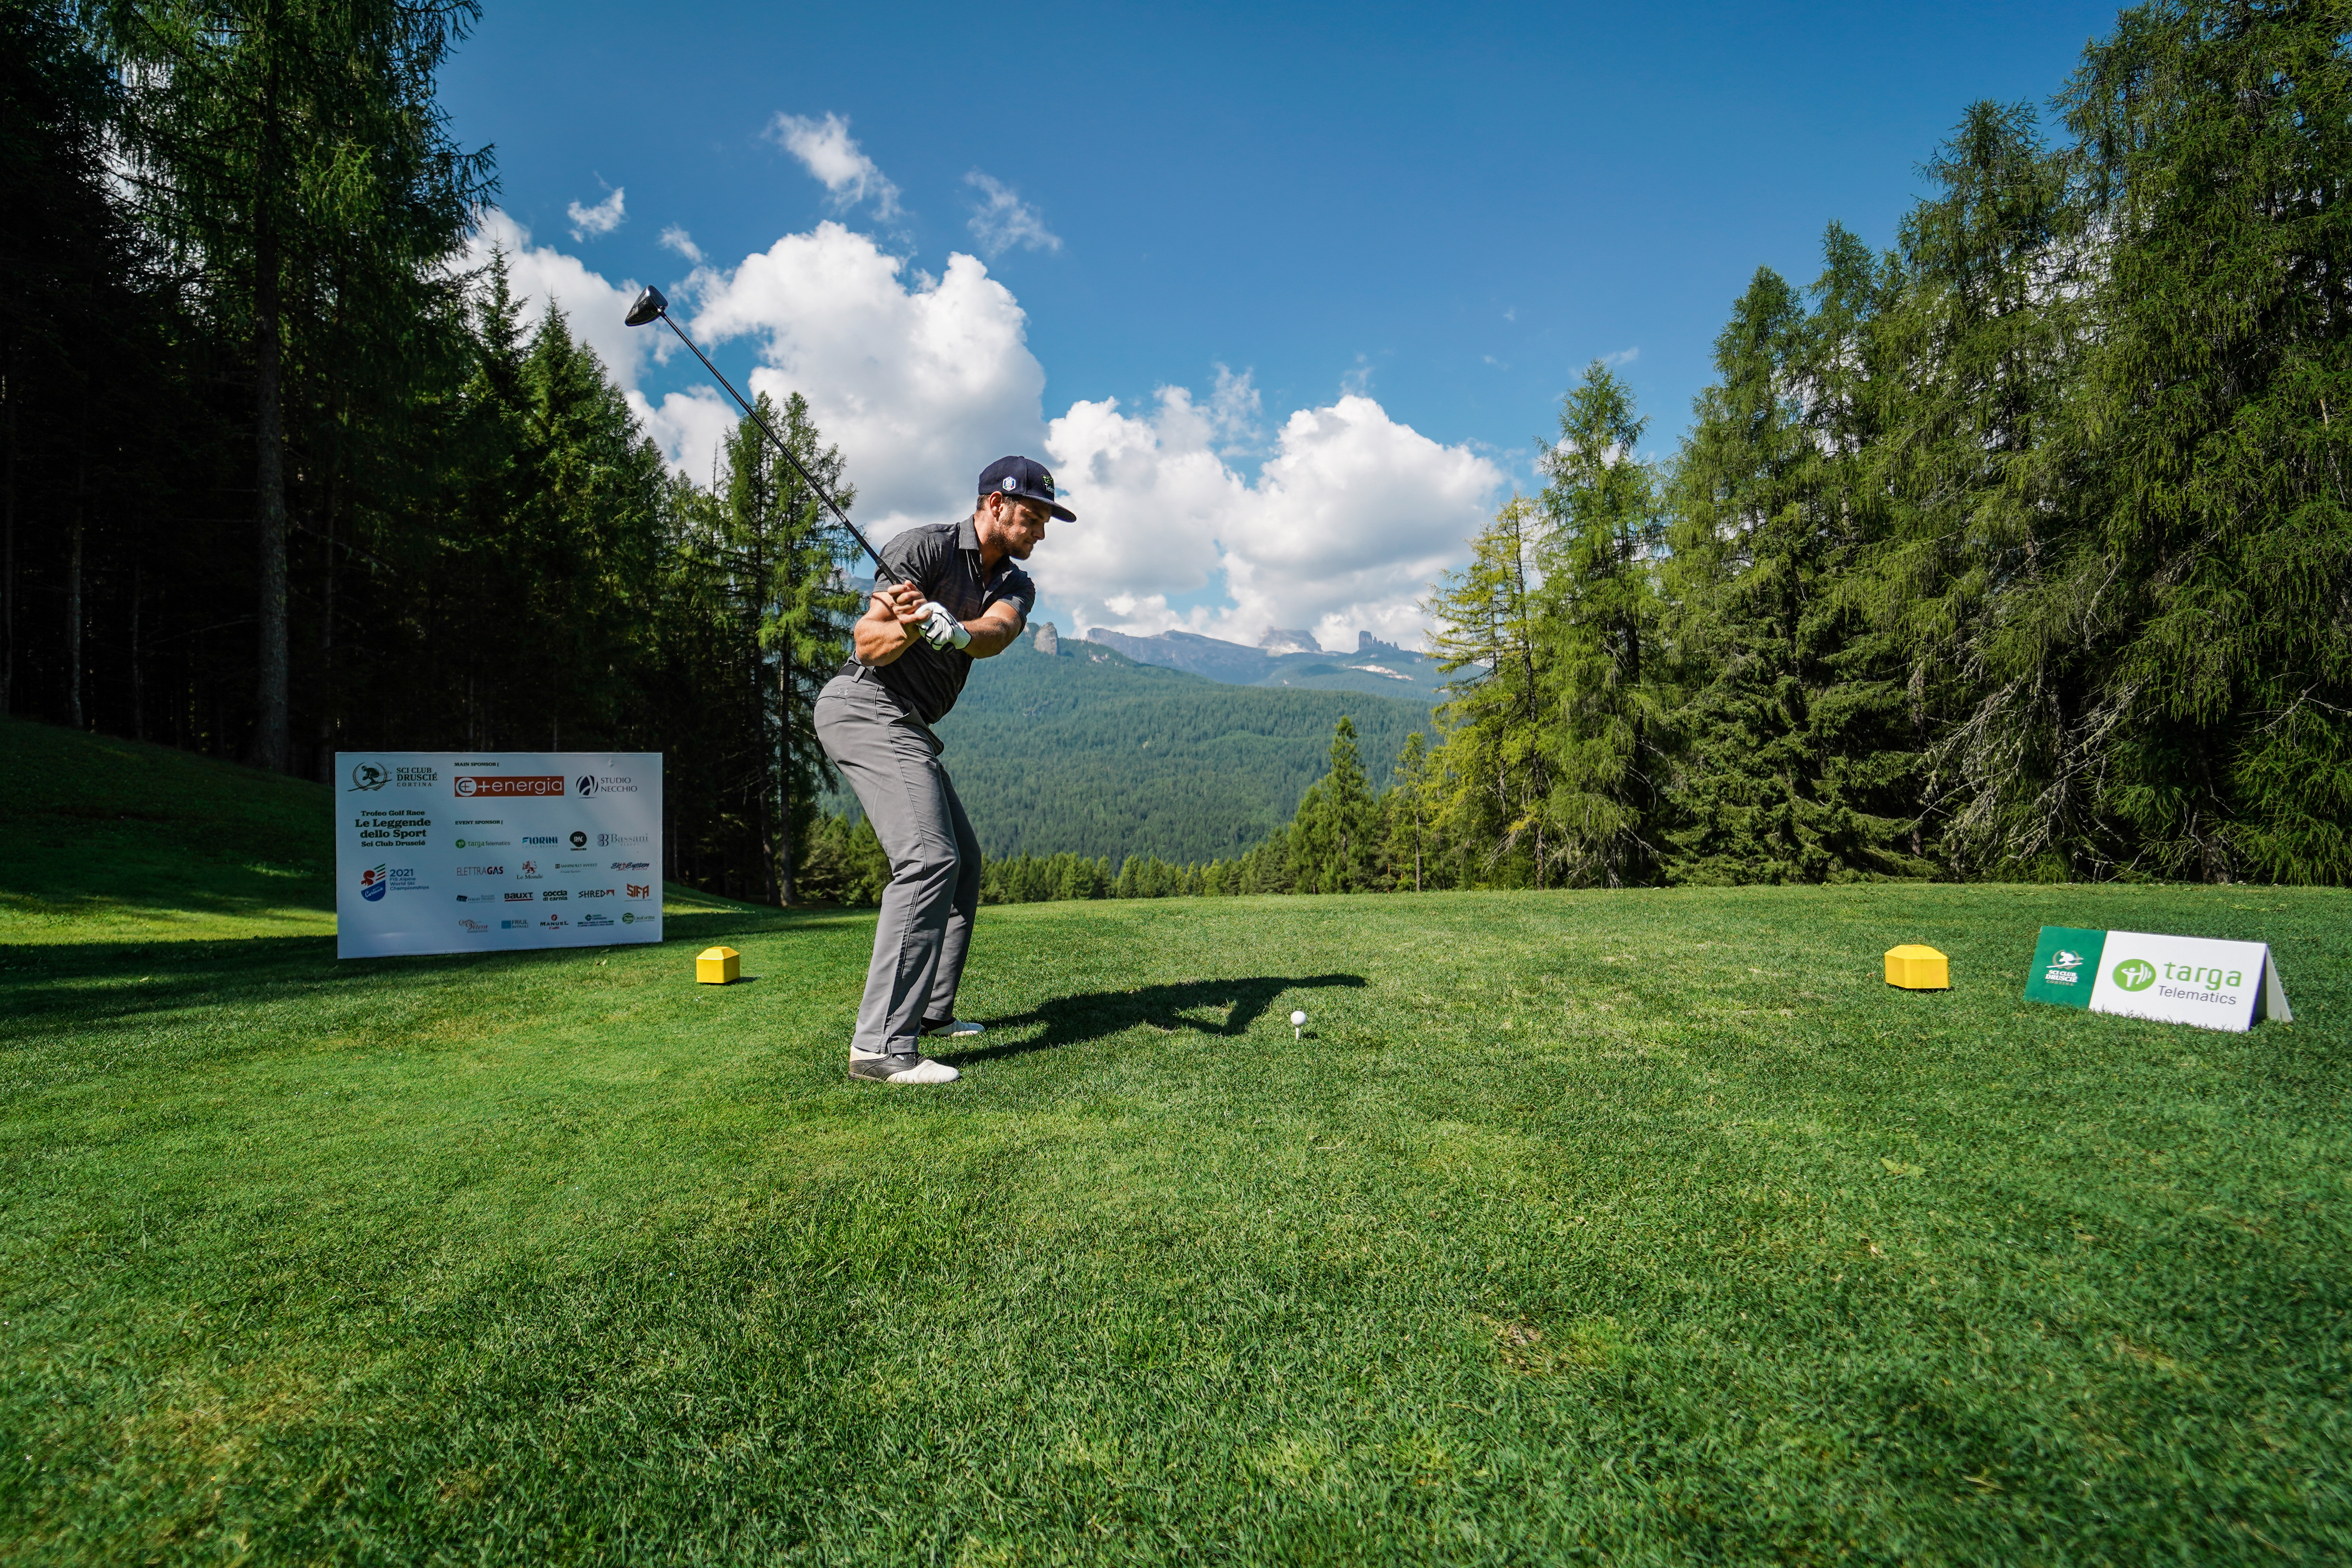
[916,600,971,650]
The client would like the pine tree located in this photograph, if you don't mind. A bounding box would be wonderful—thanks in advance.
[1288,716,1379,892]
[1663,267,1820,880]
[1862,102,2089,873]
[1793,226,1930,878]
[109,0,491,771]
[0,4,174,729]
[518,309,667,744]
[1665,239,1928,883]
[1383,731,1433,891]
[1536,362,1670,885]
[711,392,858,904]
[760,394,859,904]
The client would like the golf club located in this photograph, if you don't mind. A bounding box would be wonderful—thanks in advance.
[624,284,901,585]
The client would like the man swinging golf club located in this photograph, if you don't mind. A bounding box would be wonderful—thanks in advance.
[815,456,1066,1084]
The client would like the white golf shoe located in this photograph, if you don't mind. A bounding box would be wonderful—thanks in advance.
[847,1051,960,1085]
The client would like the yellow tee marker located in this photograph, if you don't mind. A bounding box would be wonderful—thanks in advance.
[696,946,741,985]
[1884,944,1949,990]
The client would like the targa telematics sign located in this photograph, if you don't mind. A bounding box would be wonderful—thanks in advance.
[335,751,662,959]
[2023,926,2292,1033]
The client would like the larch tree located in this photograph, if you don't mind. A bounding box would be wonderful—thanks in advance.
[1423,495,1551,886]
[1862,101,2092,875]
[2039,0,2352,882]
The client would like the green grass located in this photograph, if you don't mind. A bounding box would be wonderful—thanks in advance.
[0,717,337,944]
[3,722,2349,1563]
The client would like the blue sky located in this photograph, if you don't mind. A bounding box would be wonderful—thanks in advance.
[441,0,2122,648]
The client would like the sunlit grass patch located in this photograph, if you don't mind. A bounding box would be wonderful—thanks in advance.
[3,727,2348,1561]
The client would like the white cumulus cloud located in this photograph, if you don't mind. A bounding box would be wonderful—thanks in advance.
[466,210,651,391]
[658,224,704,263]
[566,186,625,241]
[1047,389,1501,649]
[633,386,738,493]
[685,221,1045,534]
[463,209,1503,648]
[769,112,901,218]
[965,172,1061,256]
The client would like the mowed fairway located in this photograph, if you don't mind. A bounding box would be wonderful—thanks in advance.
[3,745,2349,1563]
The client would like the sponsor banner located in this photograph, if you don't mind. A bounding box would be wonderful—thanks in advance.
[336,752,661,958]
[2023,925,2291,1033]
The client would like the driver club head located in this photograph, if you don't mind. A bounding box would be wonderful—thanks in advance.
[623,284,668,327]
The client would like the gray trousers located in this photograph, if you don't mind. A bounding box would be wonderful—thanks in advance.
[814,669,981,1054]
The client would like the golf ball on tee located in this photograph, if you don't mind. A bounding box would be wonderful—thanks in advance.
[1290,1010,1307,1027]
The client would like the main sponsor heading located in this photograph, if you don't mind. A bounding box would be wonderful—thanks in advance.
[456,775,565,798]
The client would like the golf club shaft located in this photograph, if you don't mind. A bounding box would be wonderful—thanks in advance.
[655,314,902,587]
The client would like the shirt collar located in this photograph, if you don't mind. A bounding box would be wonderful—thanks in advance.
[958,510,1018,584]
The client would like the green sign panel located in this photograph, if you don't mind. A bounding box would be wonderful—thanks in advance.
[2023,926,2106,1009]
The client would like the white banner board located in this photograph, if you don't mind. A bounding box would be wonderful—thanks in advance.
[336,752,662,959]
[2023,925,2292,1033]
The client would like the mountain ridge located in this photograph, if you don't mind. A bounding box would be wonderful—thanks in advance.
[1073,625,1452,700]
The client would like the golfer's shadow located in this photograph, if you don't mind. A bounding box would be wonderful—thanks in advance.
[944,973,1367,1064]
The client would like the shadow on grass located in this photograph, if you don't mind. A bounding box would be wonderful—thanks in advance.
[661,907,874,944]
[945,973,1368,1063]
[0,919,826,1028]
[0,898,891,1025]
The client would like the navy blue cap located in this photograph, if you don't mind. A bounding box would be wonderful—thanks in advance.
[978,455,1074,522]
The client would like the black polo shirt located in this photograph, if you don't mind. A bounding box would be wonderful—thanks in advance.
[845,513,1035,726]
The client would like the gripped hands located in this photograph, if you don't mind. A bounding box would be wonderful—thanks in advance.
[878,582,928,638]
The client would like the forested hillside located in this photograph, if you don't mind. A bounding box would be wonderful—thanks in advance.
[933,635,1430,862]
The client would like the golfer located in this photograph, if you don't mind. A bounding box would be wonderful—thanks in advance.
[814,456,1065,1084]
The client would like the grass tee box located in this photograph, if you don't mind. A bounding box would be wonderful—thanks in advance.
[2025,924,2293,1033]
[4,723,2351,1563]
